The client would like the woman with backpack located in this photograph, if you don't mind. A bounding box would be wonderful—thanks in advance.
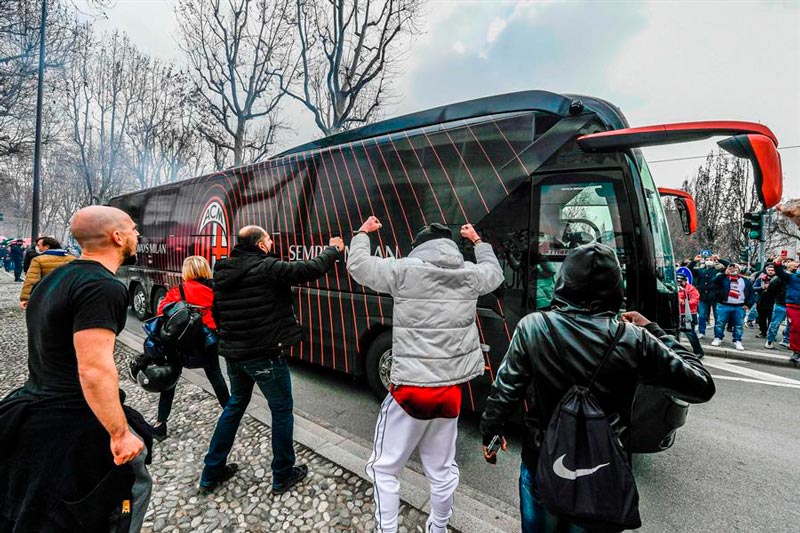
[152,256,230,440]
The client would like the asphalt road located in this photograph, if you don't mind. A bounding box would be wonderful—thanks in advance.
[126,311,800,531]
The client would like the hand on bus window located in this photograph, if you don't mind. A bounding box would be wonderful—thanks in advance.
[777,199,800,228]
[460,223,480,243]
[621,311,651,327]
[357,216,382,234]
[329,237,345,252]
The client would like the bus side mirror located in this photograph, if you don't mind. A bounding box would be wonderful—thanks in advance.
[658,188,697,235]
[718,133,783,209]
[674,197,693,235]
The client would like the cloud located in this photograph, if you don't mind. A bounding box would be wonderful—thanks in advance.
[486,17,508,44]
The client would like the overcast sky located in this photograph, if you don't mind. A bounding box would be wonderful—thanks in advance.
[83,0,800,197]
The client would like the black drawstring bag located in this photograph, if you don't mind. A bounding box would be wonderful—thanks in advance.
[537,314,641,531]
[159,284,212,369]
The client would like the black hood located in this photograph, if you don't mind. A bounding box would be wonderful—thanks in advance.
[552,243,624,315]
[214,245,268,289]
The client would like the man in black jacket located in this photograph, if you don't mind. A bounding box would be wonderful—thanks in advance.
[199,225,344,495]
[479,243,715,532]
[689,254,729,337]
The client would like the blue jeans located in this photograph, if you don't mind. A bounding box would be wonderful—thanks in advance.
[698,299,715,335]
[746,301,759,322]
[520,462,584,533]
[767,304,790,344]
[714,304,745,342]
[202,355,295,485]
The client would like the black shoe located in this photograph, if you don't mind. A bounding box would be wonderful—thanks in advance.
[198,463,239,495]
[273,464,308,495]
[151,421,167,442]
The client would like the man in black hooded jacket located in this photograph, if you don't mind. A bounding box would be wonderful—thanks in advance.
[199,226,344,495]
[479,243,715,532]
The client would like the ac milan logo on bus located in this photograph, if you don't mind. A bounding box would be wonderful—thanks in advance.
[195,199,230,268]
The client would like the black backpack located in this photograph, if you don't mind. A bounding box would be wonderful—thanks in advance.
[537,314,641,531]
[159,284,208,368]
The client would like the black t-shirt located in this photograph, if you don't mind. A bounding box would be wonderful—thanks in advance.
[24,260,128,396]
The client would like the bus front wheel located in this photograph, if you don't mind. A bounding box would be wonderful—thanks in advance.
[131,284,149,322]
[365,331,392,400]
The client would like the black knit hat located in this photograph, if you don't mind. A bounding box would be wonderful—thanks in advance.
[412,223,453,248]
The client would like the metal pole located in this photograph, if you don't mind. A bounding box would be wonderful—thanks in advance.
[31,0,47,243]
[757,209,768,268]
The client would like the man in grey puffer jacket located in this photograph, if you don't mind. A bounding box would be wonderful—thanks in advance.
[348,216,504,533]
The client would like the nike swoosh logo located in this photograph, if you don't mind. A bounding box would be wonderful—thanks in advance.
[552,454,610,480]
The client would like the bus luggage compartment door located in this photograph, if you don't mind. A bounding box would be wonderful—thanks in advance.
[629,383,689,453]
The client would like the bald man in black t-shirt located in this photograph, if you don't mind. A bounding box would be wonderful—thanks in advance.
[0,206,152,532]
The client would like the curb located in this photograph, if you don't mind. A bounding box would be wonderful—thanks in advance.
[118,329,520,533]
[700,344,797,368]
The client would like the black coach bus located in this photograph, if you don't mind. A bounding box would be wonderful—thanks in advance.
[110,90,782,452]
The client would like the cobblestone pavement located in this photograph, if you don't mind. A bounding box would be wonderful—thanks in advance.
[0,272,447,533]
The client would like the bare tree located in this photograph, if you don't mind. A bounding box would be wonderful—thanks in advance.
[177,0,295,168]
[0,0,75,158]
[126,59,205,188]
[61,27,143,203]
[287,0,421,135]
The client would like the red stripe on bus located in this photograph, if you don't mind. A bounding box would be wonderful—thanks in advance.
[421,130,469,221]
[442,128,490,213]
[356,140,404,246]
[401,132,447,224]
[464,122,509,195]
[387,137,427,225]
[491,119,529,176]
[371,140,415,239]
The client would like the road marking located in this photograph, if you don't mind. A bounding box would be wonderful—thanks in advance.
[703,358,800,386]
[712,375,800,389]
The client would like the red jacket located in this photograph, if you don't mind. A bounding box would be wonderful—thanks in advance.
[678,283,700,315]
[158,279,216,329]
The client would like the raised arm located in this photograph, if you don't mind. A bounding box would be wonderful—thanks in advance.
[262,240,342,284]
[346,216,400,295]
[622,312,715,404]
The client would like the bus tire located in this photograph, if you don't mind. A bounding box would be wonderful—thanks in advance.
[131,283,149,321]
[152,287,167,317]
[365,331,392,400]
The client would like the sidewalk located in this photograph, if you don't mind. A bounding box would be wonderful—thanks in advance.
[0,271,516,533]
[690,319,799,368]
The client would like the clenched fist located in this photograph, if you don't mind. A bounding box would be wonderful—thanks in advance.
[357,216,383,234]
[329,237,345,252]
[460,223,480,244]
[777,199,800,228]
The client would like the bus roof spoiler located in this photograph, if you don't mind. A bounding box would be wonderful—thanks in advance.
[577,121,783,208]
[658,188,697,235]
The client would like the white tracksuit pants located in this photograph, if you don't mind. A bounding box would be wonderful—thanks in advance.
[366,394,460,533]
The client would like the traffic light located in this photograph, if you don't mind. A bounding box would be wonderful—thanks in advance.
[0,212,3,222]
[743,211,765,242]
[739,248,749,263]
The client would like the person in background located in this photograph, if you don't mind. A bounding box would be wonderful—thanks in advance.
[677,272,704,357]
[711,263,754,351]
[753,264,777,339]
[348,217,504,533]
[150,255,230,442]
[22,239,42,273]
[764,268,791,350]
[19,237,76,309]
[772,256,800,366]
[689,254,728,337]
[9,240,24,282]
[480,243,715,533]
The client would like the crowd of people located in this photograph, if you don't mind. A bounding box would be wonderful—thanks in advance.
[1,201,799,532]
[676,251,800,365]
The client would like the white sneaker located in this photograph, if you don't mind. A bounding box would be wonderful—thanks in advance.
[711,338,722,347]
[779,341,791,349]
[697,333,705,339]
[734,341,745,351]
[765,341,774,349]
